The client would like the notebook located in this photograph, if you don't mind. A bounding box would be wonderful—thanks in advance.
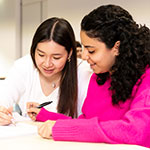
[0,112,38,138]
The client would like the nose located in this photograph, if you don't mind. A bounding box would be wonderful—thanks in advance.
[44,57,53,67]
[82,48,89,60]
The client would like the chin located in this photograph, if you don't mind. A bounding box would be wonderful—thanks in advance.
[93,70,101,74]
[94,70,106,74]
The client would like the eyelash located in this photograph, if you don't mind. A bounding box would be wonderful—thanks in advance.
[38,53,61,59]
[38,54,44,57]
[88,51,94,54]
[53,57,61,60]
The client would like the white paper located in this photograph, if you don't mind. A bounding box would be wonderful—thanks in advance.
[12,112,31,122]
[0,112,38,138]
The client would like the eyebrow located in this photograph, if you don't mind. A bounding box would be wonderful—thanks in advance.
[37,49,45,53]
[84,45,95,49]
[37,49,62,56]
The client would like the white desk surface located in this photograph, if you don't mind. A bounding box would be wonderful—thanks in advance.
[0,121,149,150]
[0,134,149,150]
[0,133,149,150]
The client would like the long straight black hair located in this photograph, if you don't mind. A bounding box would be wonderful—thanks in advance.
[30,17,77,117]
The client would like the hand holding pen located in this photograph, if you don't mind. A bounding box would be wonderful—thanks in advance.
[27,101,52,121]
[0,106,15,126]
[36,101,53,109]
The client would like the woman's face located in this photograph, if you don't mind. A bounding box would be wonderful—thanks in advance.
[76,47,82,58]
[80,31,118,74]
[35,40,68,79]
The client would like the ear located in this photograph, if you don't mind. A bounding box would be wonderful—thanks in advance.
[113,41,120,56]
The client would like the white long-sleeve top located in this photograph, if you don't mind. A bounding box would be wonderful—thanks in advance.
[0,55,92,117]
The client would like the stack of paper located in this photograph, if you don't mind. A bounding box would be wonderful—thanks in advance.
[0,112,37,138]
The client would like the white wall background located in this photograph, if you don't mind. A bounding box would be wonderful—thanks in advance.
[47,0,101,41]
[22,0,48,56]
[0,0,150,77]
[98,0,150,27]
[0,0,20,77]
[47,0,150,41]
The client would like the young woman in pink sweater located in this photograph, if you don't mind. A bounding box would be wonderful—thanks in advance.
[27,5,150,147]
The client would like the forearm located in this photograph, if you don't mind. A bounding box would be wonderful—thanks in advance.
[36,108,72,122]
[52,108,150,147]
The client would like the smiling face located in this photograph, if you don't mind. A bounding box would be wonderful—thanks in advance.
[80,31,119,74]
[35,40,69,80]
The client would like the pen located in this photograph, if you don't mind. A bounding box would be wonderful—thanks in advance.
[36,101,53,109]
[11,118,16,126]
[8,113,16,126]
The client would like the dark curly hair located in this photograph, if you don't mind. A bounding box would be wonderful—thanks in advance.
[81,4,150,105]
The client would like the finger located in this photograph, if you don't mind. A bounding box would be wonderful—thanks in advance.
[41,125,49,138]
[38,123,46,137]
[26,102,34,109]
[31,116,36,121]
[27,107,40,114]
[45,121,53,138]
[43,127,51,139]
[8,106,13,114]
[38,121,51,139]
[28,112,36,121]
[0,112,12,124]
[0,117,12,125]
[0,106,11,115]
[0,112,12,120]
[27,108,38,121]
[27,112,33,118]
[27,102,39,109]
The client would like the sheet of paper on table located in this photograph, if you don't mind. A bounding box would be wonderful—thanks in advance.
[0,112,38,138]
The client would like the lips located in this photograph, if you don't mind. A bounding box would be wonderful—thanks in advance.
[90,63,96,67]
[43,68,54,74]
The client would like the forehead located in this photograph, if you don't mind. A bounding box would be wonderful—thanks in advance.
[80,31,106,49]
[37,40,67,54]
[80,31,99,44]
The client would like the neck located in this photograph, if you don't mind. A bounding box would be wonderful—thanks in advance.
[39,72,61,86]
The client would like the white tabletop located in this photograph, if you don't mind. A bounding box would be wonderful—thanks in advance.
[0,119,149,150]
[0,133,149,150]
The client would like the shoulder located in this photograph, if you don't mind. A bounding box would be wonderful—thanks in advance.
[131,67,150,107]
[90,73,98,80]
[137,67,150,87]
[14,54,34,70]
[132,67,150,99]
[6,54,36,78]
[77,58,93,83]
[144,66,150,77]
[88,73,98,87]
[14,54,33,66]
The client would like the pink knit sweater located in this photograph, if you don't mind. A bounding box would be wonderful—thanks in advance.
[36,68,150,148]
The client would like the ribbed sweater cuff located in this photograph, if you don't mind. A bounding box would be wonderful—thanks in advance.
[36,108,48,122]
[52,117,114,143]
[36,108,71,122]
